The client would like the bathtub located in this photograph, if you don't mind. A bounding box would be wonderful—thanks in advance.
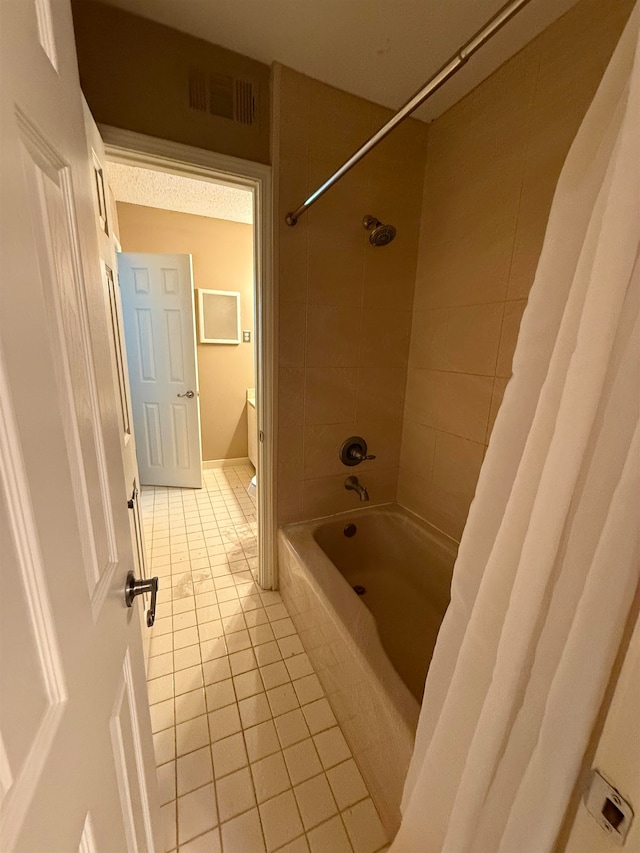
[278,503,457,834]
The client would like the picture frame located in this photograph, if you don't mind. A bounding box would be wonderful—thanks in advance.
[197,288,241,344]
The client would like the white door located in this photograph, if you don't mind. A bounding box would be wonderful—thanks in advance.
[82,105,153,662]
[118,253,203,489]
[0,3,160,851]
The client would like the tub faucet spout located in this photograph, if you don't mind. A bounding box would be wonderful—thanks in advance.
[345,475,369,502]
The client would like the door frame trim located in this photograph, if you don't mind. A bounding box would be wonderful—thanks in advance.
[101,126,276,589]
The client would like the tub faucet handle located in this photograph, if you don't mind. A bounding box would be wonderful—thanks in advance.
[340,436,376,467]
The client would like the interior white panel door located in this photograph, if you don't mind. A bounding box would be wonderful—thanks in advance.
[0,2,160,850]
[118,253,202,488]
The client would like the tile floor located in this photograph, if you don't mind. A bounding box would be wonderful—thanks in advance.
[141,465,389,853]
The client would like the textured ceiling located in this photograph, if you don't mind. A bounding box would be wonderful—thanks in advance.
[107,163,253,224]
[97,0,581,120]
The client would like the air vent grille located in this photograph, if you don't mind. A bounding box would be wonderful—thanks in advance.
[188,69,256,126]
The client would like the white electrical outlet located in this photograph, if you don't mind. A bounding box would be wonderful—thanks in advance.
[243,330,251,343]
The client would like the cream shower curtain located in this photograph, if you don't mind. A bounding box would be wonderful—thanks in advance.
[391,7,640,853]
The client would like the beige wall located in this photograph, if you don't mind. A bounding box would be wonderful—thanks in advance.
[117,203,254,462]
[273,65,428,524]
[397,0,634,541]
[71,1,270,165]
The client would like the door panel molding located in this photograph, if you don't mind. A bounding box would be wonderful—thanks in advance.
[102,125,276,589]
[0,356,67,850]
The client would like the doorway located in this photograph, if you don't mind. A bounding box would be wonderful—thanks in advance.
[102,127,276,593]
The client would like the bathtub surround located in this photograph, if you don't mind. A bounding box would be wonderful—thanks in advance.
[117,204,255,462]
[279,505,457,834]
[397,0,636,541]
[272,64,428,525]
[392,9,640,850]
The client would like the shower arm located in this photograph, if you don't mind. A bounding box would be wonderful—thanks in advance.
[285,0,533,227]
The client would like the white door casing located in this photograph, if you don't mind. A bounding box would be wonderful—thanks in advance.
[0,2,160,850]
[118,253,203,489]
[102,129,276,590]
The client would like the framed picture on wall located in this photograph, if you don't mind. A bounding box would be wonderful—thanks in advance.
[197,288,241,344]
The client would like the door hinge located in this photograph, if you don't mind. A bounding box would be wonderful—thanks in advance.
[259,430,264,442]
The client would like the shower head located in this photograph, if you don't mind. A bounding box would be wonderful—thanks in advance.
[363,215,396,247]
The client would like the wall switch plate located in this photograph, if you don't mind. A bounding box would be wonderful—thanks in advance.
[584,769,634,845]
[242,330,251,343]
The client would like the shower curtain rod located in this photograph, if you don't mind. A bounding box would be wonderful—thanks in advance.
[285,0,534,226]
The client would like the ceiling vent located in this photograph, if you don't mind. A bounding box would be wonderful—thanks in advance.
[188,69,256,126]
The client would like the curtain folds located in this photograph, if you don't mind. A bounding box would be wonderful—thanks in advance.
[391,7,640,852]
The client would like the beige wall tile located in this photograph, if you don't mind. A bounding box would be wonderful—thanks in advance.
[307,237,364,308]
[359,309,412,368]
[496,300,527,378]
[362,241,418,312]
[279,302,307,368]
[396,469,432,525]
[305,368,358,425]
[278,368,305,429]
[306,305,361,368]
[303,467,397,519]
[408,309,449,370]
[278,482,304,526]
[353,419,403,472]
[444,303,503,375]
[278,427,304,485]
[437,373,494,444]
[429,432,485,539]
[399,422,436,479]
[303,424,355,480]
[403,369,440,429]
[356,367,406,423]
[398,0,631,538]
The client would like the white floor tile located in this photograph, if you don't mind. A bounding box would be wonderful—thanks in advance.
[208,703,242,742]
[274,709,310,749]
[211,731,248,779]
[250,751,291,803]
[238,692,272,729]
[216,766,256,822]
[176,715,210,757]
[177,746,214,796]
[148,674,174,706]
[161,802,177,853]
[150,699,175,734]
[292,675,324,707]
[175,664,204,696]
[301,699,337,736]
[326,760,369,811]
[203,657,233,686]
[313,728,351,770]
[341,799,387,853]
[154,729,176,766]
[157,760,176,805]
[259,790,304,852]
[267,683,299,718]
[205,679,236,712]
[176,688,207,724]
[307,815,352,853]
[177,827,221,853]
[220,808,266,853]
[177,783,218,845]
[143,471,380,853]
[244,719,281,763]
[283,739,323,786]
[254,641,283,667]
[294,774,338,830]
